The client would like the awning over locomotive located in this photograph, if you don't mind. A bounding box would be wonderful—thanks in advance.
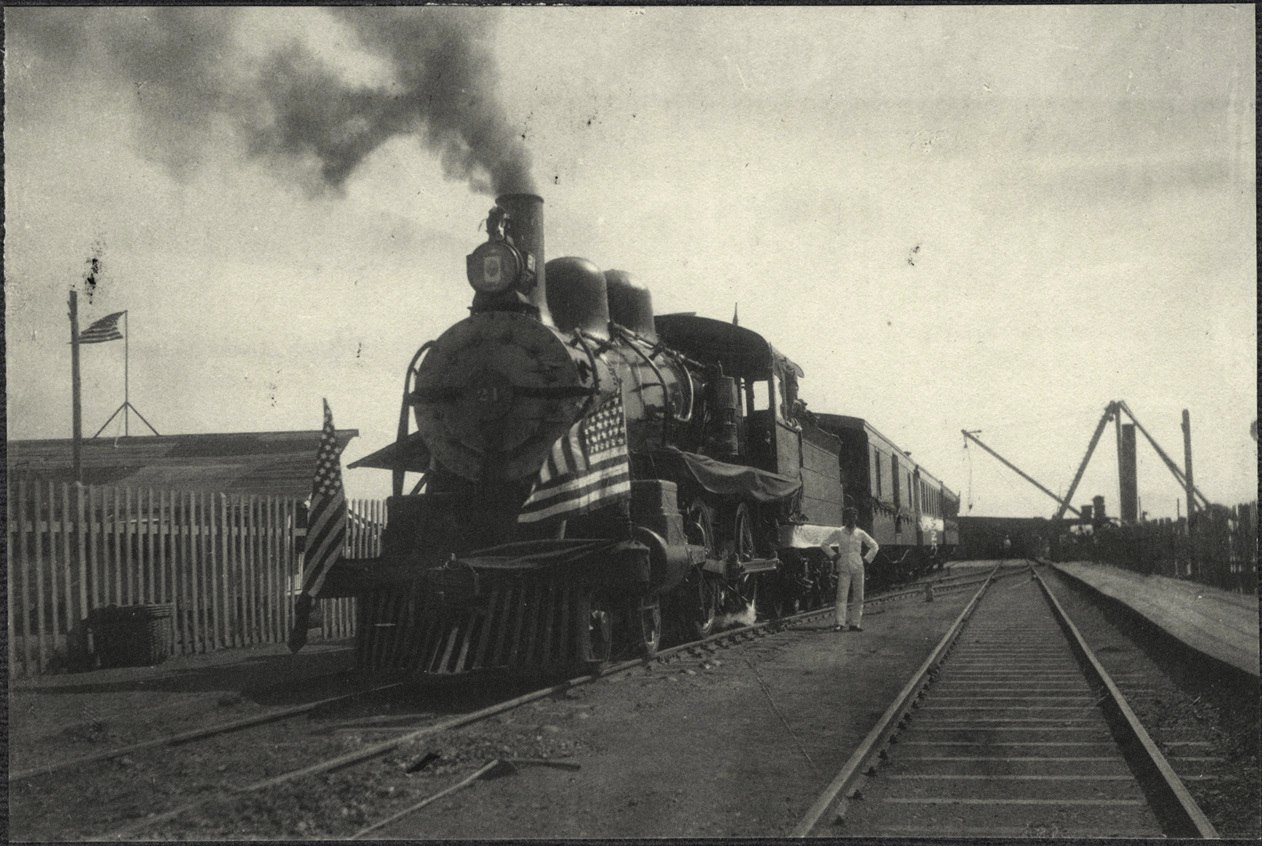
[641,446,802,503]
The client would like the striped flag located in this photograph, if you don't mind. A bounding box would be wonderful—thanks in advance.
[78,311,125,344]
[288,399,348,652]
[519,392,632,524]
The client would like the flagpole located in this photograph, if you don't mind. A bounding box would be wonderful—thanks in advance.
[124,310,129,436]
[68,290,83,482]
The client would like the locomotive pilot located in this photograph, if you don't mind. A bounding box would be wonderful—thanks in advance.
[823,507,879,632]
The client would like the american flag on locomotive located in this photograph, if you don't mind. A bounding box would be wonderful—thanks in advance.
[518,392,631,524]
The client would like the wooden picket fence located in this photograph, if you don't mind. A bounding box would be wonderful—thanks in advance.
[6,478,387,677]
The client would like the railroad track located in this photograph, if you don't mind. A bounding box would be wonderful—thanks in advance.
[10,564,998,840]
[69,566,984,839]
[794,563,1217,839]
[8,670,405,782]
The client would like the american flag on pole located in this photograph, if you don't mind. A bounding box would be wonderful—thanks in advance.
[289,399,347,652]
[78,311,125,344]
[518,392,632,524]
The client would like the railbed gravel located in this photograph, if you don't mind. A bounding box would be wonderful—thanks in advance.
[1042,567,1260,838]
[144,722,593,839]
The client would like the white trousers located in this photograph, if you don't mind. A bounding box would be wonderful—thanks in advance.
[835,561,865,628]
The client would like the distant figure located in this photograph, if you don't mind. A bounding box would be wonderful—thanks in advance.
[823,507,879,632]
[1002,534,1012,560]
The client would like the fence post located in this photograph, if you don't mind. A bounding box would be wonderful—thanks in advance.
[221,494,233,648]
[191,492,204,653]
[121,486,132,605]
[109,487,119,606]
[34,482,49,672]
[48,481,63,669]
[157,489,167,608]
[62,484,76,659]
[236,494,247,648]
[145,488,155,604]
[7,484,19,676]
[282,498,294,641]
[75,483,90,665]
[178,491,191,655]
[85,486,98,615]
[268,496,279,644]
[242,495,253,645]
[18,480,33,674]
[200,491,211,652]
[140,487,148,605]
[209,492,221,650]
[251,495,262,644]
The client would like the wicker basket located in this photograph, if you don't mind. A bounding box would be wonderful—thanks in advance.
[90,603,175,668]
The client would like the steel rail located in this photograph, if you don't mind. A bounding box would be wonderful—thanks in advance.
[790,564,1000,836]
[12,666,365,758]
[101,563,1006,839]
[337,568,1011,833]
[104,609,796,838]
[102,569,957,838]
[10,679,406,783]
[1031,566,1218,838]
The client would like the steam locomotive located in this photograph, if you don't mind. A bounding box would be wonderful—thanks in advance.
[325,194,959,675]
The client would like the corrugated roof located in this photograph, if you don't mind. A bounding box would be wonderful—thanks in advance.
[7,430,358,499]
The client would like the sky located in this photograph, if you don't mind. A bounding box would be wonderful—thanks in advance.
[4,5,1256,518]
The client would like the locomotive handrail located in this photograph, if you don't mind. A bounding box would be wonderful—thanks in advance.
[610,324,683,440]
[654,344,695,424]
[571,330,604,420]
[395,342,433,497]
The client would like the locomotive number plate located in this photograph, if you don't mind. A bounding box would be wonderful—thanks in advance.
[464,369,515,421]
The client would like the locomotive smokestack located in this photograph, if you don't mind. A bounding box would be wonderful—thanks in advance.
[495,193,551,325]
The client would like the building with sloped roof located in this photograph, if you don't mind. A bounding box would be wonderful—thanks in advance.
[7,430,358,499]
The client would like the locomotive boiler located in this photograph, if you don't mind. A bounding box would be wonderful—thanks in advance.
[324,193,957,675]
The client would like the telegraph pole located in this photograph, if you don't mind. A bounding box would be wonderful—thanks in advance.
[1181,409,1196,577]
[68,289,83,483]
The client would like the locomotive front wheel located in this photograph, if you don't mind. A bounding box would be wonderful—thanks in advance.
[728,502,757,563]
[684,498,721,639]
[578,591,613,666]
[691,574,720,639]
[638,595,662,658]
[727,502,763,618]
[733,574,760,618]
[589,606,612,664]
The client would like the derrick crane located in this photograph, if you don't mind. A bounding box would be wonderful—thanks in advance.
[966,401,1213,524]
[1114,401,1211,512]
[1051,402,1119,521]
[961,429,1082,518]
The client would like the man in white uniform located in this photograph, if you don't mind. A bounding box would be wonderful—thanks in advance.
[824,507,879,632]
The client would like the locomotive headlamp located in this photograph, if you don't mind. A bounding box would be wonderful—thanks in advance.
[466,241,522,294]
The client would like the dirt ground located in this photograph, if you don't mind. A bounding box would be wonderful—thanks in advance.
[9,638,358,772]
[8,566,990,840]
[15,560,1253,840]
[276,576,983,840]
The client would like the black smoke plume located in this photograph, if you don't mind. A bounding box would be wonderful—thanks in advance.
[13,7,535,196]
